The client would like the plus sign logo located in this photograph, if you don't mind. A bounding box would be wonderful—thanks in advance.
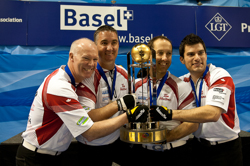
[205,13,232,41]
[124,10,133,20]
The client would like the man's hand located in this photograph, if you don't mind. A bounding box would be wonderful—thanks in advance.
[116,94,136,111]
[150,105,172,121]
[126,105,148,123]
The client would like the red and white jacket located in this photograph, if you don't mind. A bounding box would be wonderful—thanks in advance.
[76,65,129,145]
[22,66,93,152]
[135,71,195,142]
[180,64,240,141]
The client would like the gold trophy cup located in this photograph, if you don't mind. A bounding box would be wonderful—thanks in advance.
[120,44,166,144]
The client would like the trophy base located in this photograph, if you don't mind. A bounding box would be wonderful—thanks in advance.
[120,122,166,144]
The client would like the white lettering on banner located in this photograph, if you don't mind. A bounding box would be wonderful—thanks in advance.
[126,33,153,43]
[0,17,22,22]
[60,5,133,31]
[118,34,164,44]
[205,13,232,41]
[241,23,250,32]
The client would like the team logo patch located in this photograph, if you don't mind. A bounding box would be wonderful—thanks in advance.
[120,83,127,91]
[212,95,224,100]
[211,87,226,104]
[159,94,171,101]
[213,88,224,93]
[77,116,89,126]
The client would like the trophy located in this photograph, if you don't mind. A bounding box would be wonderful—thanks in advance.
[120,43,166,144]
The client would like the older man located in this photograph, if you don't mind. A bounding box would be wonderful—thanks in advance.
[16,38,146,166]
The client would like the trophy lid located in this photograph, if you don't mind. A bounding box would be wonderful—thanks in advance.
[131,43,151,63]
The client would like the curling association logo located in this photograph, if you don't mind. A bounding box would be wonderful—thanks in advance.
[60,5,133,31]
[205,13,232,41]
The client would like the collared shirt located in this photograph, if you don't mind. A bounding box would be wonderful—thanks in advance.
[180,64,240,142]
[76,65,129,145]
[135,71,195,143]
[22,66,94,152]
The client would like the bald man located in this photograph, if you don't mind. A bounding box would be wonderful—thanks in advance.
[16,38,145,166]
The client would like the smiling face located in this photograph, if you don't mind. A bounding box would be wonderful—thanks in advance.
[68,38,98,83]
[180,43,207,81]
[152,38,172,79]
[95,30,119,70]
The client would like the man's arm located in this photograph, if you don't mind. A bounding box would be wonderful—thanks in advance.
[151,105,223,123]
[82,113,128,142]
[82,105,148,142]
[166,122,199,142]
[88,94,136,122]
[172,105,223,123]
[88,101,119,122]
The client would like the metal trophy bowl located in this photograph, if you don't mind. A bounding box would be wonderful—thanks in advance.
[120,43,166,144]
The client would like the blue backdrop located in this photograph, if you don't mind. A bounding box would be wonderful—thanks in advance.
[1,46,250,143]
[1,0,250,143]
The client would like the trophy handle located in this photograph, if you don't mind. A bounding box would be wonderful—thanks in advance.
[151,49,157,106]
[127,51,132,94]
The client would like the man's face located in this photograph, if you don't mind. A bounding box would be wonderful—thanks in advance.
[180,43,207,76]
[153,38,172,79]
[96,31,119,65]
[71,43,98,82]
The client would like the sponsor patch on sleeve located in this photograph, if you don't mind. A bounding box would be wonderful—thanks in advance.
[77,116,89,126]
[211,87,227,104]
[82,106,90,111]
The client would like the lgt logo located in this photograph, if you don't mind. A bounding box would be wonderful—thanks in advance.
[60,5,133,31]
[205,13,232,41]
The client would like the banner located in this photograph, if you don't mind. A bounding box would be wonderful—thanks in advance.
[26,2,195,46]
[1,1,250,47]
[0,1,27,45]
[196,6,250,47]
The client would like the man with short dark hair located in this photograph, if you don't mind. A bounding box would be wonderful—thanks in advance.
[76,25,139,165]
[150,33,243,166]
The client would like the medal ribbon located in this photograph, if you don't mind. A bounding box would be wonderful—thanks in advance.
[149,72,169,106]
[65,65,76,87]
[190,66,209,107]
[97,63,117,101]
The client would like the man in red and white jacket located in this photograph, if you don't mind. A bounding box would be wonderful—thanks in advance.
[134,36,198,166]
[75,25,138,166]
[151,34,243,166]
[16,38,145,166]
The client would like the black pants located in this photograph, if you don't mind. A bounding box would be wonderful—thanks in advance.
[191,136,243,166]
[127,142,192,166]
[16,143,62,166]
[77,139,133,166]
